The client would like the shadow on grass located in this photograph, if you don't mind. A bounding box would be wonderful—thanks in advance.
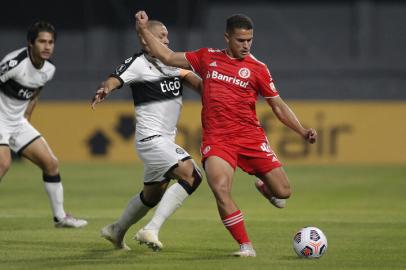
[0,239,238,270]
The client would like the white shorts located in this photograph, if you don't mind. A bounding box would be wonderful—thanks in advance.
[136,135,192,183]
[0,119,41,153]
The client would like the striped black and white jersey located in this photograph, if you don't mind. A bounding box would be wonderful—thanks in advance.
[111,52,188,141]
[0,47,55,123]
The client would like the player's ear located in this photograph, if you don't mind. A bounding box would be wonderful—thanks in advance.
[224,32,230,44]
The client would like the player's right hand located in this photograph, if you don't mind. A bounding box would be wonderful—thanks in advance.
[135,10,149,31]
[91,83,109,110]
[304,128,317,144]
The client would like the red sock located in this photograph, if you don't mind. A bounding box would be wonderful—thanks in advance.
[222,210,250,245]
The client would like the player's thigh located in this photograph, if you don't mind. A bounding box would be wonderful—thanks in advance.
[260,167,291,198]
[6,121,57,171]
[9,120,40,154]
[21,137,58,171]
[204,156,235,193]
[0,145,12,176]
[0,146,12,163]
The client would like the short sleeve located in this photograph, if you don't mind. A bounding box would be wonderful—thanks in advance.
[0,61,10,82]
[257,65,279,98]
[109,55,141,88]
[0,57,18,83]
[184,48,206,77]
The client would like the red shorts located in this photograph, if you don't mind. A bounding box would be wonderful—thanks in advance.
[200,137,282,176]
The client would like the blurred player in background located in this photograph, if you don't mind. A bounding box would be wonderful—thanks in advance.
[136,11,317,257]
[0,21,87,228]
[92,19,202,251]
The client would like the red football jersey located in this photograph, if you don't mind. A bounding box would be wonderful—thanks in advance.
[185,48,279,140]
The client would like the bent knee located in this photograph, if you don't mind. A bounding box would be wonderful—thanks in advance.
[140,190,163,207]
[42,156,59,175]
[174,161,202,190]
[0,159,12,177]
[177,167,202,195]
[0,159,12,170]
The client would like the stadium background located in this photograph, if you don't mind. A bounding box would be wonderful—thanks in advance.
[1,0,405,164]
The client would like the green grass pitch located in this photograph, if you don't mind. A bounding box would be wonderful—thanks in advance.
[1,162,405,270]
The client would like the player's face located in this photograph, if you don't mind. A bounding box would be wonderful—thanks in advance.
[150,24,170,47]
[225,28,253,59]
[30,31,55,61]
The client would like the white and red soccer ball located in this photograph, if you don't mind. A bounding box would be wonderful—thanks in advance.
[293,227,328,258]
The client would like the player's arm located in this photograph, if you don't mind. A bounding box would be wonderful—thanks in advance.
[91,76,121,109]
[135,10,190,70]
[182,70,202,96]
[266,96,317,144]
[24,88,42,122]
[24,97,38,122]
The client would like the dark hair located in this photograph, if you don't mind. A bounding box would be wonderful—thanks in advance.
[226,14,254,34]
[26,21,57,44]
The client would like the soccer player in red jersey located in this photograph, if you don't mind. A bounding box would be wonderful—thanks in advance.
[135,10,317,257]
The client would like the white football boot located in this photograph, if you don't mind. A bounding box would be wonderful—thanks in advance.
[134,228,163,251]
[255,179,286,209]
[54,214,88,228]
[232,243,257,257]
[101,223,130,250]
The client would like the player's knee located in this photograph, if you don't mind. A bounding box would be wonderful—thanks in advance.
[212,186,234,207]
[209,177,232,199]
[141,181,168,207]
[178,167,202,195]
[0,159,12,180]
[0,159,11,175]
[42,156,59,175]
[140,191,160,208]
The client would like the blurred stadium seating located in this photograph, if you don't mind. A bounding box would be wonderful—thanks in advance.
[1,0,405,101]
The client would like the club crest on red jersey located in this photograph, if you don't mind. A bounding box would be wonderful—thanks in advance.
[238,67,251,79]
[202,146,211,155]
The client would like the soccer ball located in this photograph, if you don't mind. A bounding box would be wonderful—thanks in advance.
[293,227,328,258]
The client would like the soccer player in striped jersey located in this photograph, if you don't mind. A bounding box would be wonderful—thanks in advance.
[92,20,202,251]
[0,22,87,228]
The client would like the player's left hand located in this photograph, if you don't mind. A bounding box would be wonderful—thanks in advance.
[304,128,317,144]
